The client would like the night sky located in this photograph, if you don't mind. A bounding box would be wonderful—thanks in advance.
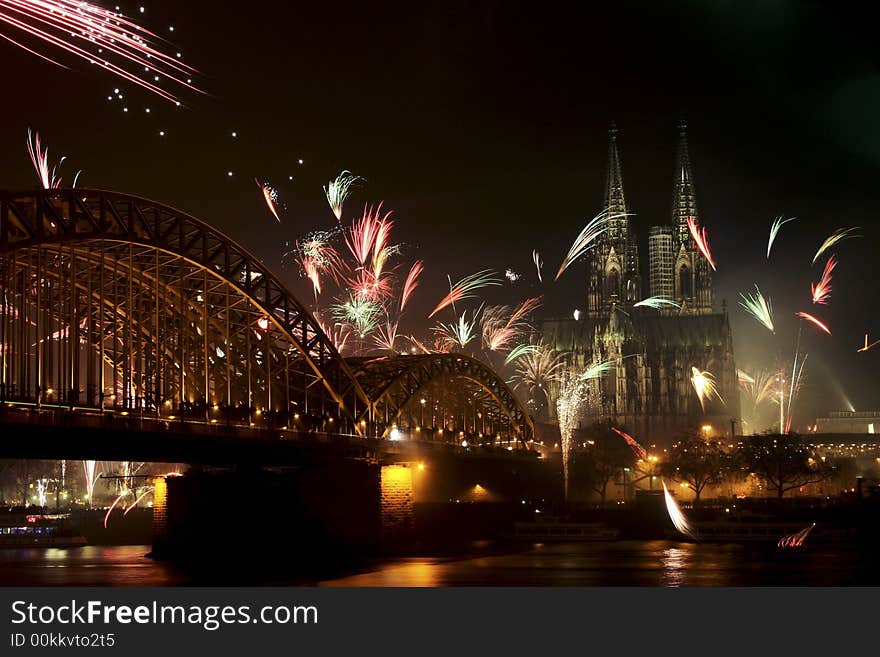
[1,1,879,427]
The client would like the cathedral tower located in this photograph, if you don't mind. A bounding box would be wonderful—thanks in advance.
[670,120,714,314]
[587,123,641,317]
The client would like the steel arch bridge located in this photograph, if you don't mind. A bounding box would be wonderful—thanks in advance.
[0,189,533,446]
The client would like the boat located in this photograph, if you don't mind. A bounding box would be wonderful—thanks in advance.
[671,515,857,544]
[0,509,87,548]
[512,519,620,541]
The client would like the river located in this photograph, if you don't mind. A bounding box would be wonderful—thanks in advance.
[1,540,878,586]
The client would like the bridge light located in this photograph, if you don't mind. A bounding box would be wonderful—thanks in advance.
[461,440,468,447]
[417,462,425,471]
[294,413,300,420]
[389,427,402,441]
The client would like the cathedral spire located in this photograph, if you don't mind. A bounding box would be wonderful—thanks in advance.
[672,119,698,243]
[604,122,628,244]
[604,122,627,217]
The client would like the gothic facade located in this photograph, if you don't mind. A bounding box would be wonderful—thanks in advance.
[541,122,740,442]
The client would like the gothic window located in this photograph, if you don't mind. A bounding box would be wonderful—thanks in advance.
[679,265,692,297]
[606,268,620,299]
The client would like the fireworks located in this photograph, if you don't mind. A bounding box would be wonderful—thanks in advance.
[739,284,774,333]
[345,203,394,269]
[374,319,400,352]
[429,269,502,318]
[686,215,717,271]
[433,308,482,351]
[82,460,99,503]
[580,358,617,381]
[324,170,363,221]
[662,479,697,540]
[556,369,589,499]
[331,295,383,337]
[26,128,78,189]
[503,343,541,366]
[480,297,542,352]
[399,260,423,313]
[767,215,796,259]
[505,268,521,282]
[778,523,815,549]
[532,249,543,283]
[796,311,831,335]
[255,178,281,223]
[813,227,861,264]
[811,255,836,305]
[512,345,565,403]
[555,210,615,281]
[0,1,201,104]
[690,366,722,410]
[633,296,680,311]
[611,426,647,461]
[857,333,880,353]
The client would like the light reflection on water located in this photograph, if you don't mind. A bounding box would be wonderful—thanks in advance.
[0,541,877,586]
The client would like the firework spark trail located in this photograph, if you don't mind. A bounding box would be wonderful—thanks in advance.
[123,487,153,516]
[811,255,836,305]
[691,366,722,410]
[399,260,423,313]
[778,523,815,548]
[737,369,755,385]
[345,204,393,267]
[813,227,861,264]
[532,249,543,283]
[738,369,776,407]
[503,343,541,365]
[373,319,400,351]
[406,334,433,354]
[255,178,281,223]
[103,490,128,529]
[796,311,831,335]
[580,358,618,381]
[512,345,565,405]
[611,426,647,461]
[481,297,542,352]
[557,369,589,499]
[786,350,808,434]
[302,256,322,297]
[433,307,482,351]
[316,317,350,353]
[767,215,796,259]
[331,295,383,337]
[555,211,615,281]
[26,128,76,189]
[82,460,99,503]
[633,296,681,311]
[739,285,775,333]
[428,269,502,318]
[662,479,698,540]
[686,216,717,271]
[324,170,363,221]
[0,0,201,103]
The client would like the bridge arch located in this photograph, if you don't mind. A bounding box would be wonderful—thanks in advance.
[347,353,534,448]
[0,188,369,431]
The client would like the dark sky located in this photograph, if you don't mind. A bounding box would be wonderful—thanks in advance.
[2,1,879,426]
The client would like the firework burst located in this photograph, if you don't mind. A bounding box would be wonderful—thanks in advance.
[26,128,79,189]
[324,170,363,221]
[433,307,482,351]
[633,296,680,311]
[555,210,615,281]
[691,366,722,410]
[331,295,383,337]
[811,255,836,305]
[778,523,815,549]
[813,227,861,264]
[557,368,590,499]
[399,260,423,313]
[512,345,565,403]
[686,215,717,271]
[481,297,542,352]
[503,343,542,366]
[766,215,796,259]
[739,285,774,333]
[532,249,543,283]
[0,1,201,104]
[429,269,502,318]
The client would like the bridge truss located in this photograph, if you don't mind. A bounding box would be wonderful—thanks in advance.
[0,189,533,446]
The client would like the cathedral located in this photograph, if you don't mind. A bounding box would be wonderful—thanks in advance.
[541,122,741,442]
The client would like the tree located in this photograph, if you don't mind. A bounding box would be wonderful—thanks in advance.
[574,419,636,506]
[738,434,834,499]
[661,432,732,506]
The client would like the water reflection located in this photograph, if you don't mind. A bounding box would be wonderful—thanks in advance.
[660,546,692,587]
